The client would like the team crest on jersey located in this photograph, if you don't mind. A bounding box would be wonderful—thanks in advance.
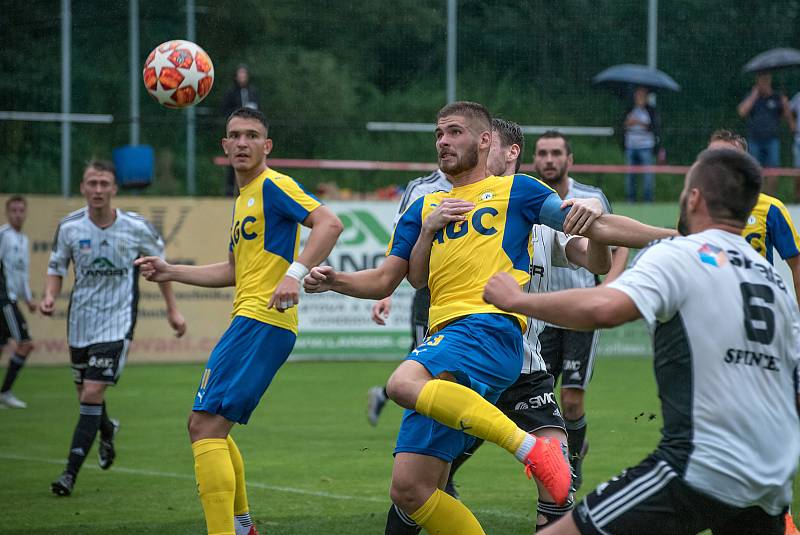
[79,239,91,252]
[478,191,494,202]
[697,243,728,267]
[247,198,255,207]
[746,215,757,226]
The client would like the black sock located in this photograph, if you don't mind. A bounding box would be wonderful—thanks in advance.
[99,401,115,441]
[447,438,485,482]
[385,504,421,535]
[536,498,574,531]
[565,414,587,463]
[382,386,389,399]
[65,403,103,477]
[1,353,26,393]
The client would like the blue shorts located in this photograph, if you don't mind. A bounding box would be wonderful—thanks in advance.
[193,315,296,424]
[395,313,523,462]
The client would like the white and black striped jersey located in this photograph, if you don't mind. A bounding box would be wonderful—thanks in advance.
[47,208,165,348]
[521,225,578,373]
[0,224,32,303]
[608,229,800,515]
[548,177,613,292]
[393,170,452,226]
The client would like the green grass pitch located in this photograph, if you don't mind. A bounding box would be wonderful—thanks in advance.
[1,359,797,534]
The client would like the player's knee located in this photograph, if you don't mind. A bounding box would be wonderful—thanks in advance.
[560,389,584,420]
[389,478,432,514]
[385,373,416,409]
[17,340,34,355]
[79,382,106,404]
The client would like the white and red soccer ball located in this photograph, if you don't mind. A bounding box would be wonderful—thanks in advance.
[143,40,214,108]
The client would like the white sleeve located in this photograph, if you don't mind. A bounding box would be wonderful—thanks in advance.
[551,230,579,269]
[607,241,690,330]
[47,224,72,277]
[137,220,165,258]
[23,239,32,302]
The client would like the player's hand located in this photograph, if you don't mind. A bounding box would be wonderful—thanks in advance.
[421,198,475,235]
[303,266,336,294]
[167,309,187,337]
[26,301,37,314]
[483,272,523,312]
[268,276,300,313]
[371,296,392,325]
[39,295,55,316]
[134,256,173,282]
[562,197,604,235]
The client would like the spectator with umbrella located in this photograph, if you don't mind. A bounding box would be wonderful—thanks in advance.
[592,64,680,203]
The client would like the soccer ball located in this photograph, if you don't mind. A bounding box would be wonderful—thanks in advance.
[143,40,214,108]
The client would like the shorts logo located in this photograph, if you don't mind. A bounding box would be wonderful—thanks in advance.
[563,360,580,371]
[88,356,114,369]
[514,401,530,411]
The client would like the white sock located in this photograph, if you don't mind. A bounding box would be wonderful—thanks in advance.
[514,434,536,463]
[234,513,253,535]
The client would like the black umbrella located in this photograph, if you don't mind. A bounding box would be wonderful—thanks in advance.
[592,64,681,92]
[743,47,800,73]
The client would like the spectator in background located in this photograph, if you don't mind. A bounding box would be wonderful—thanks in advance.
[221,65,261,196]
[789,89,800,201]
[737,72,791,195]
[623,86,661,203]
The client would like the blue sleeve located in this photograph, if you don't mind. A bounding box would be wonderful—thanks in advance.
[767,204,800,260]
[509,175,566,231]
[263,178,321,225]
[387,196,424,260]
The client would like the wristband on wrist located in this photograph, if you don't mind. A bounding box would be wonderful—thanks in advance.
[285,261,309,281]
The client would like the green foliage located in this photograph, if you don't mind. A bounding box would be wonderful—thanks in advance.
[4,1,800,199]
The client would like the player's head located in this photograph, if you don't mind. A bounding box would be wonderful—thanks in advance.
[533,130,573,185]
[708,129,747,152]
[5,195,27,230]
[435,101,492,177]
[235,64,250,87]
[223,108,272,174]
[677,148,762,235]
[80,159,117,210]
[487,118,523,176]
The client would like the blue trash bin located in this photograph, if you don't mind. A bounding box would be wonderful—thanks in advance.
[112,145,154,188]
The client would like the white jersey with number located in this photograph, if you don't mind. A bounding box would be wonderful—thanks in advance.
[47,208,165,348]
[0,224,32,303]
[521,225,578,373]
[608,229,800,514]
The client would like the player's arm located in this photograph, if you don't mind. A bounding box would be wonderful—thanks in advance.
[563,236,611,275]
[484,272,640,330]
[766,200,800,306]
[602,246,630,285]
[407,198,474,289]
[304,255,409,299]
[39,274,62,315]
[135,254,236,287]
[581,213,678,248]
[156,281,187,337]
[268,205,343,311]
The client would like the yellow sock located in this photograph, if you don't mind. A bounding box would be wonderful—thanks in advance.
[409,489,485,534]
[415,379,528,455]
[226,435,249,516]
[192,438,236,535]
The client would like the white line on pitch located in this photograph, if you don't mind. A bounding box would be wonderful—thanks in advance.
[0,452,532,520]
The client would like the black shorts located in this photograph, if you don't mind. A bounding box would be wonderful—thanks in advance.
[0,301,31,344]
[540,326,598,389]
[70,340,130,385]
[410,287,431,349]
[573,455,784,535]
[496,371,566,433]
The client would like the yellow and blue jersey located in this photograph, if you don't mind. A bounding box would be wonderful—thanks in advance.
[228,167,321,333]
[742,193,800,265]
[388,174,566,333]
